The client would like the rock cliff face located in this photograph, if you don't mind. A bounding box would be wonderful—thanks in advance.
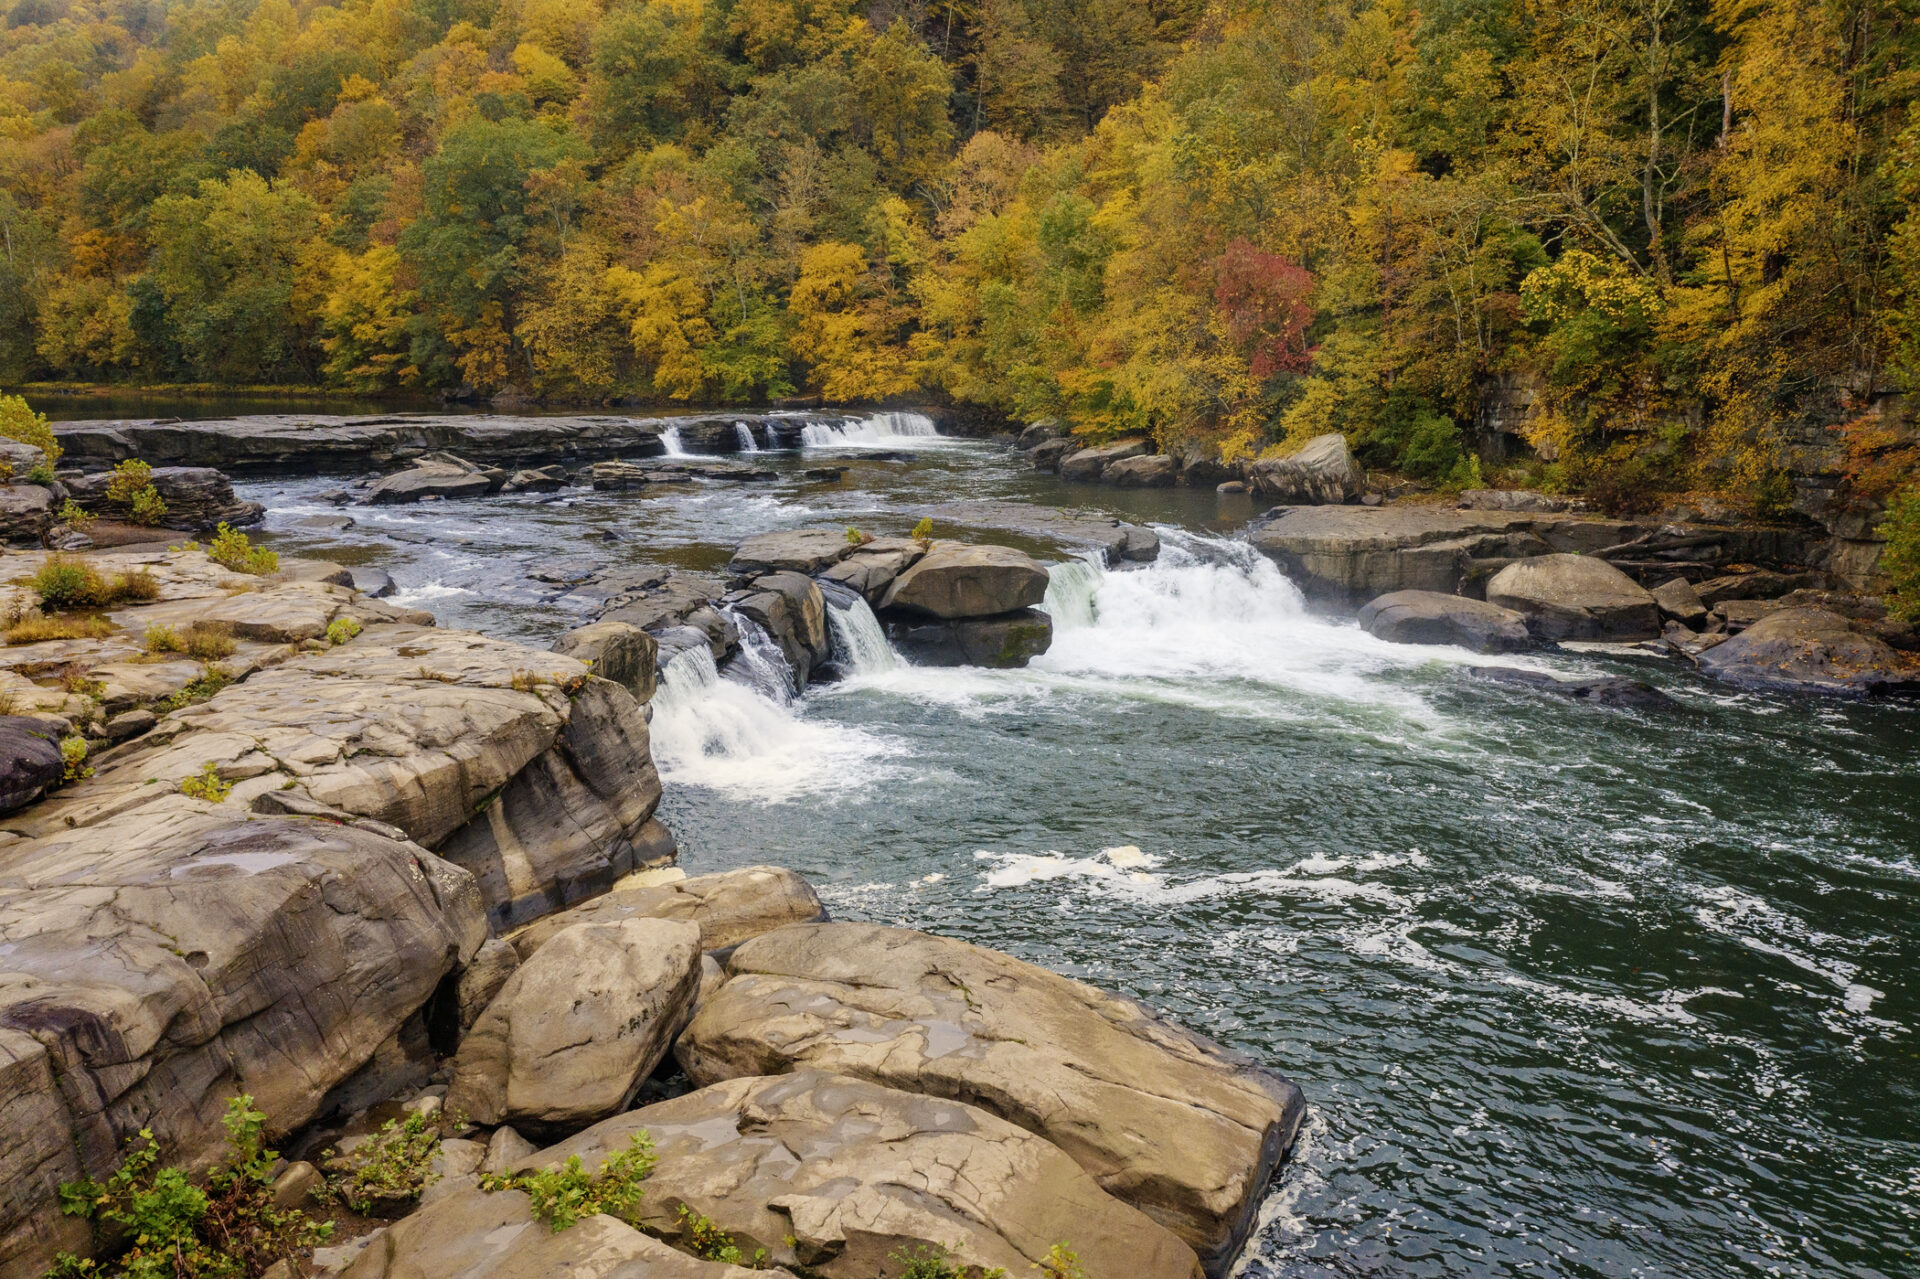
[0,812,485,1277]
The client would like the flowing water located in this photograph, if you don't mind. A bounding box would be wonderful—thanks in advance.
[238,413,1919,1279]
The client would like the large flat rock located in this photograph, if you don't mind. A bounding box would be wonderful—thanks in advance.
[533,1072,1204,1279]
[675,922,1303,1276]
[879,543,1050,619]
[507,866,828,960]
[0,811,484,1278]
[6,626,665,933]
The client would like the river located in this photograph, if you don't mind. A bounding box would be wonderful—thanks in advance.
[231,412,1917,1279]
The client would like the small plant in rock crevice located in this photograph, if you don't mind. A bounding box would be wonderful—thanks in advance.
[179,761,231,802]
[912,516,935,549]
[845,525,872,546]
[58,498,93,529]
[9,613,114,644]
[207,524,277,576]
[888,1244,1007,1279]
[674,1205,766,1266]
[48,1094,330,1279]
[316,1108,450,1218]
[59,734,90,782]
[479,1132,656,1232]
[155,663,232,713]
[325,616,362,646]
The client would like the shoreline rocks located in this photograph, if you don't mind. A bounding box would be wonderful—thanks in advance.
[1357,590,1533,653]
[1248,434,1367,504]
[1692,607,1920,696]
[1484,554,1661,641]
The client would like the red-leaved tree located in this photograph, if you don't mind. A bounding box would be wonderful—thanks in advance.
[1213,239,1315,379]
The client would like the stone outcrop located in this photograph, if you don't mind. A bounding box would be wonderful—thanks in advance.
[550,620,658,703]
[1693,607,1920,697]
[533,1072,1205,1279]
[445,918,701,1133]
[6,609,666,934]
[819,537,926,603]
[508,865,828,960]
[0,486,56,544]
[340,1185,772,1279]
[1484,554,1661,640]
[885,609,1054,667]
[879,543,1049,619]
[1357,590,1533,653]
[580,569,737,662]
[1060,437,1151,481]
[0,718,66,814]
[0,811,484,1278]
[728,529,856,575]
[675,922,1304,1275]
[64,467,264,531]
[1250,506,1562,602]
[1248,434,1366,504]
[362,455,503,505]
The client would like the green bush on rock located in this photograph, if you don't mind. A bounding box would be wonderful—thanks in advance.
[48,1094,331,1279]
[479,1132,655,1232]
[317,1109,449,1218]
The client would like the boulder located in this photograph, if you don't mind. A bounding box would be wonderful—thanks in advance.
[507,865,828,961]
[1106,453,1179,487]
[1248,434,1366,504]
[453,938,519,1032]
[64,467,263,531]
[885,609,1053,668]
[0,811,484,1279]
[879,543,1049,619]
[731,571,828,688]
[446,918,700,1134]
[1466,665,1675,708]
[551,620,658,703]
[1485,554,1660,640]
[1016,418,1068,450]
[351,568,396,598]
[1650,577,1708,625]
[0,486,55,544]
[675,922,1304,1275]
[1029,437,1077,470]
[728,530,856,576]
[532,1073,1203,1279]
[819,537,925,603]
[339,1185,770,1279]
[501,466,565,493]
[1060,437,1151,481]
[362,460,501,506]
[1694,607,1920,697]
[0,717,66,814]
[1357,591,1533,653]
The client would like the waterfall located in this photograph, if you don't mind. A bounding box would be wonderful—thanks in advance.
[799,411,940,447]
[659,425,688,457]
[734,422,762,452]
[826,592,899,675]
[648,625,894,802]
[1039,555,1104,630]
[722,610,796,699]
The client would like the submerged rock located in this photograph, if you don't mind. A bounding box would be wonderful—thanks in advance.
[1248,433,1367,504]
[1466,665,1676,708]
[1357,590,1533,653]
[446,918,701,1133]
[1693,607,1920,697]
[879,543,1049,619]
[507,865,828,960]
[532,1072,1204,1279]
[1485,554,1661,640]
[885,608,1054,667]
[675,921,1304,1276]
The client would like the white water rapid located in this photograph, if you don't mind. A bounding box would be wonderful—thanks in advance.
[826,593,898,675]
[800,411,940,447]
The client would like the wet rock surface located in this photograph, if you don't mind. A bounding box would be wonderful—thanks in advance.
[1692,607,1920,696]
[1467,665,1677,708]
[1357,590,1534,652]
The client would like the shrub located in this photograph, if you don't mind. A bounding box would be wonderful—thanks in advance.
[675,1205,752,1265]
[144,624,182,654]
[116,570,160,602]
[33,557,160,611]
[912,516,934,547]
[845,526,871,545]
[59,734,90,782]
[890,1245,1006,1279]
[480,1132,656,1232]
[0,393,61,471]
[1879,485,1920,622]
[1035,1244,1088,1279]
[179,762,231,802]
[182,623,236,660]
[50,1094,331,1279]
[326,616,362,646]
[58,499,93,529]
[318,1109,447,1218]
[208,524,277,575]
[8,614,113,644]
[129,487,169,526]
[62,673,104,699]
[104,460,152,505]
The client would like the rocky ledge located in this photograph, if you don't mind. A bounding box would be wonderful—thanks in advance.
[0,548,1306,1279]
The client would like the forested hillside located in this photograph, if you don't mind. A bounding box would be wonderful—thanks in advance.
[3,0,1919,514]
